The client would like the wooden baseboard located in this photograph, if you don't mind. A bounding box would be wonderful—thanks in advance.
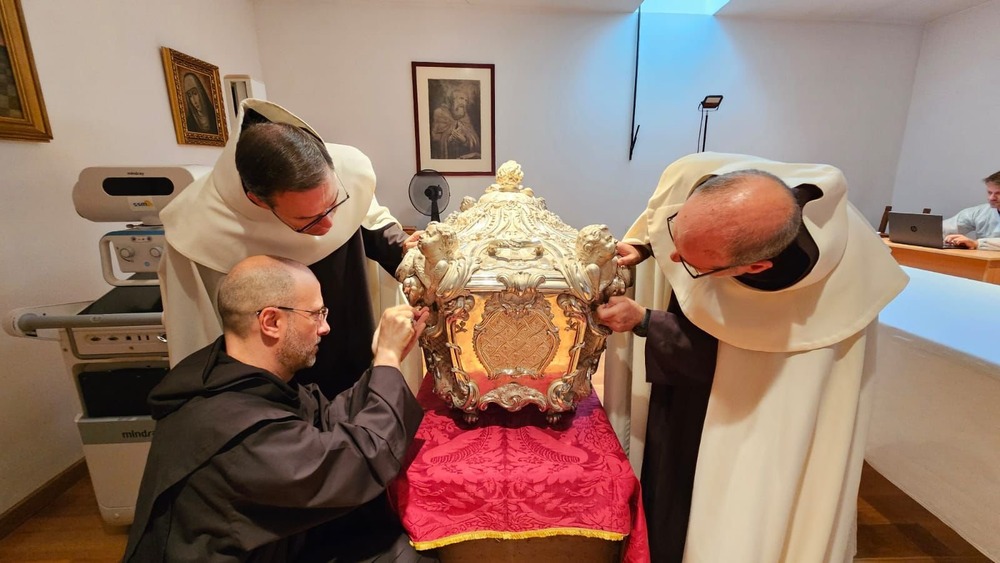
[0,459,87,540]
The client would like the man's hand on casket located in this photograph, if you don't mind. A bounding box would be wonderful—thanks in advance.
[372,305,429,368]
[596,295,646,333]
[403,230,423,252]
[614,242,650,267]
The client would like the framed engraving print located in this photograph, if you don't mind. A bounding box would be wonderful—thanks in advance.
[161,47,228,146]
[412,62,495,176]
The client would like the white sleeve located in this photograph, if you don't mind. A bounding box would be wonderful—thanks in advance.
[158,245,226,367]
[362,194,401,231]
[622,210,651,246]
[942,214,960,235]
[944,207,977,236]
[976,237,1000,251]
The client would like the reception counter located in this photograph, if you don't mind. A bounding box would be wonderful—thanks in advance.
[867,267,1000,560]
[883,239,1000,284]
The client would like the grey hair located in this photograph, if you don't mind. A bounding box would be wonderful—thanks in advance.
[984,171,1000,185]
[217,256,301,337]
[692,169,802,265]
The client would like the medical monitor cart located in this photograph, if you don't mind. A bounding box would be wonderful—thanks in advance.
[4,166,208,525]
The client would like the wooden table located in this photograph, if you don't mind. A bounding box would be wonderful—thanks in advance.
[883,239,1000,284]
[389,376,648,562]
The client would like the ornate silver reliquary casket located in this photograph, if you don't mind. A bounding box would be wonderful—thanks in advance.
[396,161,633,423]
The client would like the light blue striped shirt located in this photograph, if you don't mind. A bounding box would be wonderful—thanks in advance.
[943,203,1000,250]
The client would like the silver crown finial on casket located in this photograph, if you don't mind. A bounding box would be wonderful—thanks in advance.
[490,160,534,195]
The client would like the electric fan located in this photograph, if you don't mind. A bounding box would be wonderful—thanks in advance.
[408,169,450,224]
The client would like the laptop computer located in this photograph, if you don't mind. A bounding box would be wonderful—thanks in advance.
[887,212,956,249]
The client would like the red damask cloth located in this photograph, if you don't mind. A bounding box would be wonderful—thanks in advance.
[389,376,649,562]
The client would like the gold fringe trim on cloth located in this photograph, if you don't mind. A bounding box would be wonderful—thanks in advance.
[411,527,626,550]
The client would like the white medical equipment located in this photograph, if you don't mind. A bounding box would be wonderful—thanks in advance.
[4,165,209,525]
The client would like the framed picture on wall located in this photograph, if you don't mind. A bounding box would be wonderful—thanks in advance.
[161,47,228,147]
[0,0,52,142]
[412,62,495,175]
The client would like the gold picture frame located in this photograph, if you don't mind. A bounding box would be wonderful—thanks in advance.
[412,62,495,176]
[161,47,228,146]
[0,0,52,142]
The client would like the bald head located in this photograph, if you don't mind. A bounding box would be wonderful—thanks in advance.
[217,255,316,338]
[681,170,801,266]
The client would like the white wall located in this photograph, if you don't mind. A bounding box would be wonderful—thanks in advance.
[253,3,922,233]
[1,0,927,517]
[252,1,642,233]
[893,0,1000,218]
[640,15,922,225]
[0,0,262,516]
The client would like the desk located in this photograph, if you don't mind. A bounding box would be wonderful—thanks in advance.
[883,239,1000,284]
[390,376,648,562]
[866,267,1000,560]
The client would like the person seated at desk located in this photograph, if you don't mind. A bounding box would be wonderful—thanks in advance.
[123,255,434,562]
[943,171,1000,250]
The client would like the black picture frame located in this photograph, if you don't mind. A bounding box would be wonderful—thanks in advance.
[412,61,495,176]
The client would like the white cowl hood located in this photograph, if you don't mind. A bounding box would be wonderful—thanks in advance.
[624,152,908,352]
[161,98,394,271]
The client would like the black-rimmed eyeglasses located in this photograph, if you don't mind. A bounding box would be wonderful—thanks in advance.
[666,212,735,279]
[243,177,351,234]
[287,188,350,233]
[255,306,329,323]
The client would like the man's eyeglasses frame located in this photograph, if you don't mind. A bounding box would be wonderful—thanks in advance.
[285,188,350,234]
[255,306,329,323]
[243,169,351,234]
[665,212,739,279]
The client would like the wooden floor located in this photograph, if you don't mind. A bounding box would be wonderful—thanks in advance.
[854,463,991,563]
[0,463,990,562]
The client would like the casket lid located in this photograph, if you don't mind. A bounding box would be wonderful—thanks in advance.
[443,161,615,293]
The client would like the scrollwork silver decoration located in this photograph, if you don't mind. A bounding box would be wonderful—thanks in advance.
[396,160,634,424]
